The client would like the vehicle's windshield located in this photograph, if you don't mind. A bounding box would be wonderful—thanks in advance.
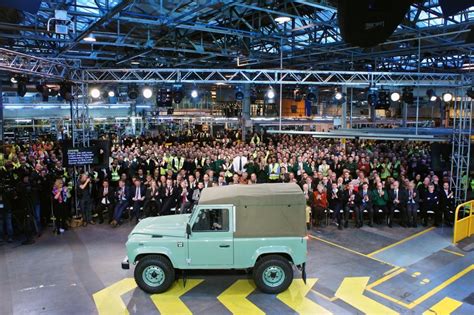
[188,205,198,222]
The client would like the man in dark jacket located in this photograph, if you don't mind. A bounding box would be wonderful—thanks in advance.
[343,183,360,228]
[356,183,373,228]
[371,181,389,225]
[388,181,408,228]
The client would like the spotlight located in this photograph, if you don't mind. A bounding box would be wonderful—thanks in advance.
[335,92,343,101]
[467,88,474,99]
[293,87,303,101]
[36,83,49,102]
[108,91,115,98]
[191,89,198,98]
[368,93,377,107]
[83,34,96,42]
[59,81,74,101]
[10,76,17,84]
[267,88,275,99]
[143,87,153,99]
[15,76,28,97]
[275,16,292,24]
[157,87,172,107]
[377,90,390,109]
[402,87,414,104]
[128,86,138,100]
[390,92,401,102]
[235,87,244,101]
[306,87,318,102]
[426,89,438,102]
[172,85,183,104]
[90,88,101,99]
[442,93,453,103]
[49,87,58,97]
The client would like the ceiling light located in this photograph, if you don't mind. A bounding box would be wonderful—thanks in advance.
[275,16,292,24]
[108,91,115,98]
[131,61,140,65]
[390,92,401,102]
[90,88,101,99]
[191,89,198,98]
[10,76,17,84]
[335,92,343,100]
[442,93,453,103]
[143,88,153,99]
[267,88,275,99]
[83,35,96,42]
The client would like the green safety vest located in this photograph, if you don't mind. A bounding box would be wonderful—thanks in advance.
[111,166,120,182]
[269,163,280,180]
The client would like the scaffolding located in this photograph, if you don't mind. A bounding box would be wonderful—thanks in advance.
[450,90,473,203]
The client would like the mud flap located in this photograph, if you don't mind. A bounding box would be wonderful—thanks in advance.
[302,262,307,284]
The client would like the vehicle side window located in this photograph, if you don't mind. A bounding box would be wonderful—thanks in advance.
[192,208,229,232]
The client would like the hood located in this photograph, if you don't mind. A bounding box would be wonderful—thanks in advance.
[130,214,190,237]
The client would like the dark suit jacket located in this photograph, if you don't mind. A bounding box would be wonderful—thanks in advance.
[343,190,360,207]
[389,188,408,206]
[97,186,114,205]
[357,189,372,207]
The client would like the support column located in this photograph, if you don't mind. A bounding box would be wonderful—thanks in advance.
[402,102,408,128]
[341,87,347,128]
[241,85,251,141]
[0,81,4,153]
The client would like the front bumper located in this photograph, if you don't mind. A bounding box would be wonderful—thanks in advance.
[121,256,130,270]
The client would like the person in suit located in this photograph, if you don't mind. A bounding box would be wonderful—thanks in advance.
[302,183,314,229]
[371,181,389,225]
[202,173,214,188]
[131,178,145,222]
[96,180,114,224]
[111,180,130,227]
[328,183,344,230]
[356,182,373,228]
[388,181,408,228]
[406,181,420,228]
[178,180,193,214]
[425,183,440,227]
[418,177,430,226]
[439,182,454,227]
[143,180,161,217]
[161,178,178,215]
[343,183,359,228]
[191,182,205,204]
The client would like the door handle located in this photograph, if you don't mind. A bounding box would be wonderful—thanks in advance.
[219,244,230,248]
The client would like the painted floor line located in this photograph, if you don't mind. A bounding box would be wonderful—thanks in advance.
[441,248,465,257]
[367,227,435,257]
[308,234,398,267]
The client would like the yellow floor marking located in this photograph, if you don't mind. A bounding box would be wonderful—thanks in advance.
[217,279,264,315]
[367,227,435,257]
[150,279,203,315]
[277,279,332,315]
[93,278,137,315]
[335,277,399,315]
[411,272,421,278]
[367,268,406,289]
[367,265,474,309]
[441,249,465,257]
[311,289,338,302]
[308,235,397,267]
[420,279,430,285]
[422,297,462,315]
[384,266,401,276]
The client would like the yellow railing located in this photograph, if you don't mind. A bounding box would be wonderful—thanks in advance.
[453,199,474,244]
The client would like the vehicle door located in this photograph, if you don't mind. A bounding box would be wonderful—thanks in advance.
[188,205,234,266]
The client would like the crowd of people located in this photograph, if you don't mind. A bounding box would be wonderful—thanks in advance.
[1,127,472,245]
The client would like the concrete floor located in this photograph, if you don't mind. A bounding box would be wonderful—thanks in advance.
[1,221,473,315]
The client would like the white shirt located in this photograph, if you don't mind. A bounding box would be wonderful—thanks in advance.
[232,155,247,173]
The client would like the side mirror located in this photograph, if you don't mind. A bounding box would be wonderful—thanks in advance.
[186,223,192,239]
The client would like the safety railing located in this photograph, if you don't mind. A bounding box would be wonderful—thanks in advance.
[453,199,474,244]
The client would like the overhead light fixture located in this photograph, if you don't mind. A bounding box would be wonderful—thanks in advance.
[390,92,401,102]
[402,87,414,104]
[235,87,244,101]
[131,61,140,65]
[335,92,343,101]
[83,34,96,42]
[128,86,138,100]
[59,81,74,101]
[36,83,49,102]
[442,92,453,103]
[275,16,292,24]
[426,89,438,102]
[267,88,275,99]
[306,87,318,102]
[90,88,101,99]
[191,89,199,98]
[10,76,18,84]
[143,87,153,99]
[108,91,115,98]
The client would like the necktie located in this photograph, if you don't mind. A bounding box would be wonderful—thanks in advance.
[239,157,242,171]
[135,188,139,200]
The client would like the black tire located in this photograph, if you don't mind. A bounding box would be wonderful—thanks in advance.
[134,255,175,294]
[253,255,293,294]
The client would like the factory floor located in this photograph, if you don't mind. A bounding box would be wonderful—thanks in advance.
[1,220,473,315]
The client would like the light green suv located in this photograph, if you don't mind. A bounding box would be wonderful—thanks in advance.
[122,183,307,294]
